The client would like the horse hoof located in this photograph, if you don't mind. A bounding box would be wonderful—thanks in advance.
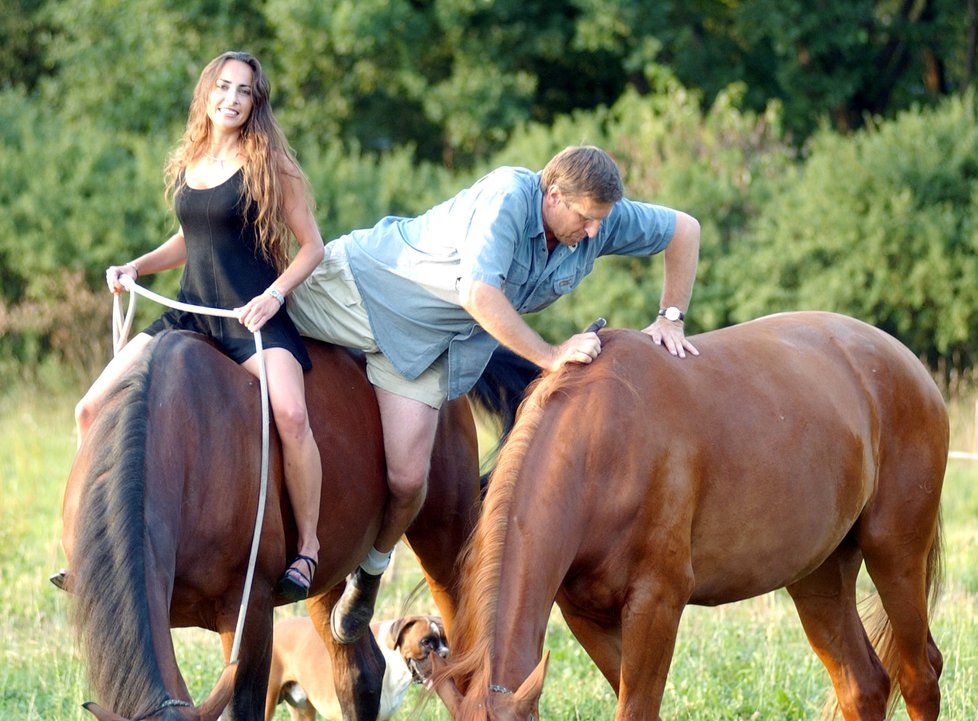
[330,568,382,644]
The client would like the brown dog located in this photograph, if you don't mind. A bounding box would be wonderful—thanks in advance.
[265,615,448,721]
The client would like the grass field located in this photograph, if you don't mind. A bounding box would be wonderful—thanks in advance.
[1,385,975,720]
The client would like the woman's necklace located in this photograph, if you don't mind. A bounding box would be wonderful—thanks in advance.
[204,149,239,169]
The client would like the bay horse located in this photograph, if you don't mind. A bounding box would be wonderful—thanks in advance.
[62,329,535,721]
[433,311,948,721]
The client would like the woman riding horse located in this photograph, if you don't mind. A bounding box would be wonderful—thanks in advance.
[66,333,534,721]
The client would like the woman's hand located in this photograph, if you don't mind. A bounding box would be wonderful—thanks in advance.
[105,263,139,294]
[237,290,284,333]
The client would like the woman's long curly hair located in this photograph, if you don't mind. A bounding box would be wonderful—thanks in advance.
[164,51,313,272]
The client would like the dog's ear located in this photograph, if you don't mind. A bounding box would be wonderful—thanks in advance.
[389,616,417,649]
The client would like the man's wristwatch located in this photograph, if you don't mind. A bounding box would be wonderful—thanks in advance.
[658,306,685,322]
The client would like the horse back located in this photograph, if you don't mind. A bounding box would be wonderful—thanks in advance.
[124,332,389,622]
[506,312,947,606]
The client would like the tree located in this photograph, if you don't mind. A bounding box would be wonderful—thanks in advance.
[41,0,272,135]
[0,0,54,92]
[675,0,966,139]
[719,94,978,376]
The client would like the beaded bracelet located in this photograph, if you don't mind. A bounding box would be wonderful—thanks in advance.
[266,287,285,306]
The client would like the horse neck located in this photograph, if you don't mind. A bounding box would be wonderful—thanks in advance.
[451,402,570,696]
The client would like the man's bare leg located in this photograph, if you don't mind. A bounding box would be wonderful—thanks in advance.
[331,388,439,643]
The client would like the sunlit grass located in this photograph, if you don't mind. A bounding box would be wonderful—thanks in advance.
[2,387,976,719]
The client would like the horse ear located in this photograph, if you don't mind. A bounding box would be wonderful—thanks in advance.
[81,702,128,721]
[428,652,462,717]
[513,651,549,719]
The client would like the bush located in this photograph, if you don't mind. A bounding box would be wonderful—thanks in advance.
[719,93,978,376]
[0,269,114,386]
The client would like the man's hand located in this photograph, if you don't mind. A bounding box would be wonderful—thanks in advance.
[549,330,602,370]
[642,317,699,359]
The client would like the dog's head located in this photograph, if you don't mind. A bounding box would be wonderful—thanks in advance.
[386,615,449,684]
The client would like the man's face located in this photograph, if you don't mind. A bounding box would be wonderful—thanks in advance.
[542,186,613,247]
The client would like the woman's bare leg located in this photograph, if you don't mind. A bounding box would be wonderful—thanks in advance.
[243,348,321,596]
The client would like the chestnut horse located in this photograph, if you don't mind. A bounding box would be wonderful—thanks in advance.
[63,330,535,721]
[434,312,948,721]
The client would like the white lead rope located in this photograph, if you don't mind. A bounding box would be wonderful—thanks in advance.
[113,275,269,665]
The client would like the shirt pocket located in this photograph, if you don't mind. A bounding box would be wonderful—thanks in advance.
[502,256,531,294]
[552,267,585,296]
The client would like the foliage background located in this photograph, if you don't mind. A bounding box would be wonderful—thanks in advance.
[2,0,977,389]
[1,3,977,718]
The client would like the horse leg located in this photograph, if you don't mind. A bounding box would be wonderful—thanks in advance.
[612,572,693,721]
[217,598,275,721]
[786,543,890,721]
[412,556,459,633]
[405,486,479,636]
[558,607,621,691]
[860,527,942,720]
[307,587,385,721]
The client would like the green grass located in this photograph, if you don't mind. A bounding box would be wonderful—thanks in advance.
[2,387,976,720]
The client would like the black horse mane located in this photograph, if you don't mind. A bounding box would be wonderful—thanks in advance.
[68,334,171,718]
[466,345,540,490]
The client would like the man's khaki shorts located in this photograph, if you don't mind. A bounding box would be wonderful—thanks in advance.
[288,241,448,409]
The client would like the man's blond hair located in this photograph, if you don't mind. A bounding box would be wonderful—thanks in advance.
[540,146,624,204]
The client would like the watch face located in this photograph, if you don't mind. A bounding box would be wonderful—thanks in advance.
[665,307,681,321]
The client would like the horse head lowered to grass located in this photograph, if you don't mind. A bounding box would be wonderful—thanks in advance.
[62,330,535,721]
[433,311,948,721]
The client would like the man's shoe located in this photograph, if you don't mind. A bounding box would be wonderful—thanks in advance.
[330,567,382,644]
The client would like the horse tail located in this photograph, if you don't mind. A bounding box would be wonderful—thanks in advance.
[68,347,164,716]
[466,346,540,488]
[818,513,945,721]
[68,332,237,721]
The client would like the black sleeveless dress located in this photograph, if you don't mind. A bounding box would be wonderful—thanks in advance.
[143,169,312,371]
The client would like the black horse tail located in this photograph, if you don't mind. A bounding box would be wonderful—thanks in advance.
[466,346,540,492]
[68,345,166,717]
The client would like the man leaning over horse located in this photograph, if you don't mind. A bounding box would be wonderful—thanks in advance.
[287,144,702,644]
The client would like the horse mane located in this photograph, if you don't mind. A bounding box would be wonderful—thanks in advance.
[467,346,541,487]
[441,374,547,696]
[441,331,639,698]
[441,364,598,687]
[68,335,171,717]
